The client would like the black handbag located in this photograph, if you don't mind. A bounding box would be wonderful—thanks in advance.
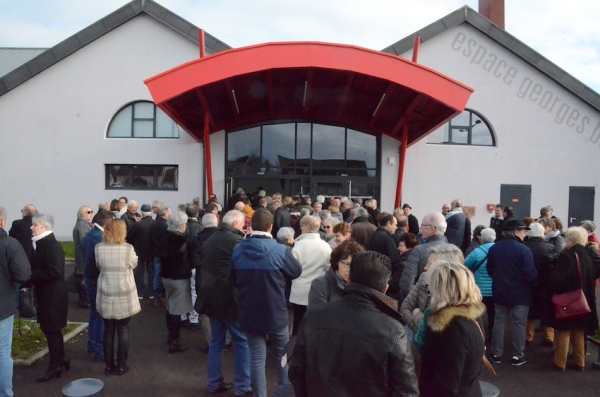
[19,288,37,318]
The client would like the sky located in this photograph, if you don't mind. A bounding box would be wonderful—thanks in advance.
[1,0,599,93]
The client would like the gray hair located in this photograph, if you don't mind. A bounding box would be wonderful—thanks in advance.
[157,206,171,217]
[192,197,201,206]
[313,202,322,209]
[222,210,245,227]
[167,212,188,232]
[324,217,340,228]
[300,215,321,232]
[354,207,368,218]
[152,200,164,210]
[580,220,596,233]
[178,203,188,212]
[32,213,54,230]
[423,212,447,234]
[272,201,282,210]
[319,210,331,221]
[0,207,6,222]
[428,243,464,263]
[127,200,138,208]
[528,223,545,238]
[451,199,462,208]
[201,213,218,228]
[277,227,295,241]
[300,208,311,217]
[316,195,325,204]
[258,190,266,197]
[480,228,496,243]
[99,202,110,211]
[234,202,245,211]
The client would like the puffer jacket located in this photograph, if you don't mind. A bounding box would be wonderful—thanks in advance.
[545,230,566,253]
[523,237,557,319]
[464,242,494,297]
[289,282,419,397]
[400,272,430,333]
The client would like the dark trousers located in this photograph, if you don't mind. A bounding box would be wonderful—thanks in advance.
[103,317,131,370]
[43,329,65,368]
[482,296,495,342]
[134,258,155,298]
[166,312,181,342]
[291,304,307,336]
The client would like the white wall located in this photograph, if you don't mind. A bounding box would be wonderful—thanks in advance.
[0,15,205,239]
[393,24,600,228]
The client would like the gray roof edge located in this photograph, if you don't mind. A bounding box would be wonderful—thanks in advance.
[381,6,600,112]
[0,0,231,98]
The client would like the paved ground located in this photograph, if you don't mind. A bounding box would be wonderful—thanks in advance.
[12,262,600,397]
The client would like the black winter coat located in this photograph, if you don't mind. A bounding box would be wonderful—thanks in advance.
[387,249,411,301]
[524,238,557,319]
[186,218,203,239]
[190,226,218,270]
[273,207,291,238]
[366,227,401,264]
[127,216,154,260]
[159,231,192,280]
[195,223,244,322]
[419,303,486,397]
[289,282,418,397]
[542,244,600,334]
[407,213,419,235]
[9,216,34,262]
[149,217,168,256]
[31,233,68,332]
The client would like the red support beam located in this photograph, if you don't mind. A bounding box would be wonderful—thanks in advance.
[203,114,213,196]
[395,123,409,208]
[412,36,420,63]
[199,29,206,58]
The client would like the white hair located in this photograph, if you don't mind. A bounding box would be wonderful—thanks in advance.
[201,213,218,228]
[127,200,138,208]
[32,213,54,230]
[528,223,545,238]
[316,195,325,204]
[324,217,340,227]
[423,212,447,234]
[277,227,295,241]
[222,210,245,227]
[167,212,188,232]
[0,207,6,222]
[480,228,496,243]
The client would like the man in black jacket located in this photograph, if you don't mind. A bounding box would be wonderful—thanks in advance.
[402,204,419,234]
[0,206,32,397]
[289,251,418,397]
[366,214,401,265]
[150,206,171,306]
[127,204,155,299]
[9,204,36,262]
[195,210,251,396]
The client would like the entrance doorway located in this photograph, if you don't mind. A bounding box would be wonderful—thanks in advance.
[568,186,595,227]
[500,184,531,220]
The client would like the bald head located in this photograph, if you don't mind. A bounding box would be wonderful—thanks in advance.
[234,201,245,211]
[22,205,36,217]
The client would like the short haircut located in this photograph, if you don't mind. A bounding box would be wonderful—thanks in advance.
[119,196,128,203]
[354,207,368,217]
[98,202,110,211]
[192,197,201,206]
[538,217,555,230]
[32,213,54,230]
[451,199,462,208]
[480,228,496,243]
[399,232,420,249]
[349,251,392,291]
[353,198,363,205]
[523,217,535,227]
[316,195,325,203]
[332,222,351,236]
[379,214,395,227]
[396,215,408,228]
[272,201,282,210]
[0,207,6,222]
[495,204,503,210]
[540,206,550,217]
[300,215,321,232]
[363,199,374,210]
[258,198,268,207]
[127,200,138,209]
[324,217,340,228]
[428,243,464,263]
[319,210,330,221]
[580,220,596,233]
[251,209,274,232]
[178,203,188,212]
[96,210,115,227]
[504,206,514,217]
[222,210,245,227]
[157,206,171,217]
[77,205,91,219]
[564,226,588,246]
[186,205,199,218]
[472,224,485,238]
[103,219,126,244]
[167,212,188,232]
[313,202,322,209]
[528,223,545,238]
[300,208,311,217]
[427,260,482,312]
[152,200,164,210]
[22,204,36,217]
[201,213,218,228]
[277,227,295,241]
[330,242,365,271]
[234,202,245,211]
[205,203,218,214]
[423,212,447,234]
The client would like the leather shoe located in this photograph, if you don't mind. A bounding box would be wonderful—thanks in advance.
[552,363,565,372]
[208,382,233,395]
[117,365,130,376]
[169,340,189,354]
[574,364,585,372]
[36,367,62,382]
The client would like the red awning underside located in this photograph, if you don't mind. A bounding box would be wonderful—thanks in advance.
[144,42,473,146]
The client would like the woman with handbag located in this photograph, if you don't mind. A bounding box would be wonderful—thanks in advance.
[543,226,600,372]
[29,214,69,382]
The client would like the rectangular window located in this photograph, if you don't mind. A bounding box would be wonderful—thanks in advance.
[106,164,178,190]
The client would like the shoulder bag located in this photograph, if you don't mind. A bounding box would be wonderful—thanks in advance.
[473,320,497,376]
[19,288,37,319]
[551,252,591,320]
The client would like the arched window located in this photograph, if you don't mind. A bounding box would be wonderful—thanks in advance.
[426,109,495,146]
[107,101,179,138]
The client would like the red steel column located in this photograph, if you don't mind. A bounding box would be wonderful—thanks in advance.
[412,36,420,63]
[199,29,206,58]
[203,114,213,196]
[394,123,408,208]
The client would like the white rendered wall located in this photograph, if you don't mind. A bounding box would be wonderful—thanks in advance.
[0,15,205,239]
[380,135,401,213]
[392,24,600,228]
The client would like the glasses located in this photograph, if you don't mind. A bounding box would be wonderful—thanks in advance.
[86,211,93,214]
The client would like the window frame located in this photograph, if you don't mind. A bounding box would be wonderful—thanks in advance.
[105,164,179,191]
[106,101,180,139]
[427,108,496,147]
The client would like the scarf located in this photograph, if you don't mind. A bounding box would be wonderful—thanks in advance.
[31,230,53,251]
[414,307,432,354]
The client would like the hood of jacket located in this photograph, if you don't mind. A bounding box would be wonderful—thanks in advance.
[427,302,485,333]
[237,235,278,260]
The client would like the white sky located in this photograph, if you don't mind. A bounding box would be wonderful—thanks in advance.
[1,0,599,93]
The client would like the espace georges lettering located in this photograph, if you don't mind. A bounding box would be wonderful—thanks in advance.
[451,32,600,147]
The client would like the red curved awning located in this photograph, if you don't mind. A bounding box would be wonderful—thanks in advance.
[144,41,473,146]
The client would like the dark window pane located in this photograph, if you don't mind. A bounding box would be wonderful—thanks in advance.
[347,129,376,169]
[351,182,375,197]
[107,165,130,188]
[158,166,178,189]
[228,127,261,174]
[262,124,295,167]
[296,123,311,160]
[133,165,154,189]
[312,124,344,163]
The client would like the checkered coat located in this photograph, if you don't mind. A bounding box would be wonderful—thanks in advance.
[95,242,141,319]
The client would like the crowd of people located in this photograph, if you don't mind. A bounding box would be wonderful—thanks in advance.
[0,191,599,397]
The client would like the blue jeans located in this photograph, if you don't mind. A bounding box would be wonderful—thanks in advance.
[153,257,164,302]
[0,315,14,397]
[207,319,250,395]
[84,280,104,359]
[491,303,529,359]
[247,328,290,397]
[134,258,155,298]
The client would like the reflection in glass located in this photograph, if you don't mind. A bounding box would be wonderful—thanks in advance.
[133,165,154,188]
[228,127,261,174]
[107,165,130,188]
[262,124,295,168]
[347,129,376,169]
[158,166,178,189]
[426,109,494,146]
[312,124,344,161]
[296,123,311,168]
